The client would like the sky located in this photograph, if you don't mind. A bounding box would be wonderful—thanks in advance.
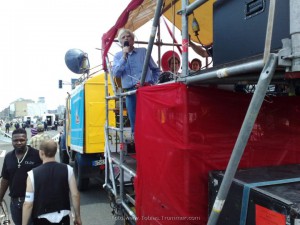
[0,0,203,112]
[0,0,131,111]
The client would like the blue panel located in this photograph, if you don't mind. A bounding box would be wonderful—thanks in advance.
[71,78,78,90]
[71,85,84,153]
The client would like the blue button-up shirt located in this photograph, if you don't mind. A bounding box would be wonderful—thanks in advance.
[112,47,160,89]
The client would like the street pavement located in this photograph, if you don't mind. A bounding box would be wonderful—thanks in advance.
[0,127,124,225]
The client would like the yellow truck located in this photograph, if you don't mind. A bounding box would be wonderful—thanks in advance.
[63,72,115,191]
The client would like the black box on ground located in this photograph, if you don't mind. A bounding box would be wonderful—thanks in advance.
[213,0,290,66]
[209,164,300,225]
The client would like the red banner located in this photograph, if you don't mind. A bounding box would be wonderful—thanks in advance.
[135,83,300,225]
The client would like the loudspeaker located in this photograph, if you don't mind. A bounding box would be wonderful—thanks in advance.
[213,0,290,66]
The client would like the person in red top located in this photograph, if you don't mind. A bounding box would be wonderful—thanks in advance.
[158,51,181,83]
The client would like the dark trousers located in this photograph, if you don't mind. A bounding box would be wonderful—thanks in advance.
[10,198,33,225]
[33,215,70,225]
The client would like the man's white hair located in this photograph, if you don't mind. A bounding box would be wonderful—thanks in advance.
[117,28,135,43]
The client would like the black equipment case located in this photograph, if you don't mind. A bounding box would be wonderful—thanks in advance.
[209,164,300,225]
[213,0,290,66]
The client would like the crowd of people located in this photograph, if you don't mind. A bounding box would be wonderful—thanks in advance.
[1,119,60,136]
[0,127,81,225]
[0,117,76,225]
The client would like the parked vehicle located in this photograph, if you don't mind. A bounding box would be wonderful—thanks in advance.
[23,116,33,128]
[42,113,56,130]
[60,71,131,191]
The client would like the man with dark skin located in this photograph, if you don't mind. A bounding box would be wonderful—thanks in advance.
[0,128,42,225]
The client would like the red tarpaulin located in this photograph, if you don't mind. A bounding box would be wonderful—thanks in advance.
[135,83,300,225]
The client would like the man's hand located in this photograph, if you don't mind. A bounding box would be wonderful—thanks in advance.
[135,82,151,89]
[122,46,129,59]
[135,82,141,88]
[74,216,82,225]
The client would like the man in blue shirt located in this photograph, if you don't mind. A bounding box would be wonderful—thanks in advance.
[112,28,160,135]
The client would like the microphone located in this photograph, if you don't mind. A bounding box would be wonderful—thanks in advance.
[124,41,129,47]
[123,41,129,59]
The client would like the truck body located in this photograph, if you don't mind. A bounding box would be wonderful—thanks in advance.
[63,72,131,191]
[99,0,300,225]
[42,113,56,128]
[23,115,33,127]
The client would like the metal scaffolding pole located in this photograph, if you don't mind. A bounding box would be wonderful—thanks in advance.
[140,0,164,85]
[186,0,208,16]
[181,58,265,84]
[181,0,189,77]
[290,0,300,71]
[104,71,110,189]
[103,132,117,196]
[105,56,117,95]
[118,94,125,205]
[206,54,278,225]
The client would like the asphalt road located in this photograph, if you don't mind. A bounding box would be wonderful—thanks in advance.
[0,128,124,225]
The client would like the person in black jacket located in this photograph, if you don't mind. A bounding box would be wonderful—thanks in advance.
[5,122,10,133]
[15,122,20,129]
[22,139,82,225]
